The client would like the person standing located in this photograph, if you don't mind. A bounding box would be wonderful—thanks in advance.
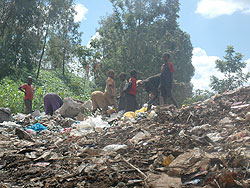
[18,76,34,114]
[158,53,178,107]
[43,93,63,115]
[125,69,137,112]
[104,70,118,111]
[118,72,127,111]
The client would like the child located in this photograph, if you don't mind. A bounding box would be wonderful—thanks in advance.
[118,72,127,111]
[159,53,178,107]
[125,69,137,112]
[18,76,34,114]
[104,70,118,111]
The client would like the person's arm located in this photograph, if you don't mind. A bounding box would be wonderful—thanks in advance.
[18,85,25,93]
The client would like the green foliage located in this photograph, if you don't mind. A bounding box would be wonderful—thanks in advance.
[0,0,82,80]
[183,89,214,105]
[210,46,250,93]
[0,0,41,80]
[0,70,93,114]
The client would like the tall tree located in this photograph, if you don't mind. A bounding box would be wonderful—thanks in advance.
[47,0,82,75]
[0,0,41,80]
[91,0,194,104]
[0,0,82,80]
[210,46,250,93]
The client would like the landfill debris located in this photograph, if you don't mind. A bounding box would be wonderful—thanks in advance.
[0,107,13,123]
[56,97,85,118]
[0,86,250,187]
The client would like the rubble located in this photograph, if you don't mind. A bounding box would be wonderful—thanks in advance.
[56,97,86,118]
[0,86,250,187]
[0,107,13,123]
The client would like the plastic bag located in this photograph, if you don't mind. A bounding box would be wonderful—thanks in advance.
[27,123,47,132]
[123,111,136,119]
[103,144,127,152]
[130,130,151,144]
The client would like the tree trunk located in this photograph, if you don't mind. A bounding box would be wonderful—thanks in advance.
[62,47,66,75]
[36,27,48,81]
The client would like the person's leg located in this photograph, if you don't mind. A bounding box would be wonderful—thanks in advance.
[91,96,98,113]
[169,90,178,108]
[160,88,167,105]
[133,95,137,111]
[118,96,126,111]
[24,99,32,114]
[125,94,134,112]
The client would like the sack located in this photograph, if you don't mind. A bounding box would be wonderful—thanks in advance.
[123,81,132,93]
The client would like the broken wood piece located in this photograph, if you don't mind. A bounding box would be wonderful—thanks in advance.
[122,157,147,180]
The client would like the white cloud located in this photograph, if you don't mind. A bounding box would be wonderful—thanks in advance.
[243,58,250,72]
[196,0,250,18]
[191,47,221,90]
[74,3,88,22]
[87,32,101,48]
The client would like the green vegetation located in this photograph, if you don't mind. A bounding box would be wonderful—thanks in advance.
[0,70,94,114]
[183,89,214,106]
[210,46,250,93]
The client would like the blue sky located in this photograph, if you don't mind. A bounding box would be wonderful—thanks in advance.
[74,0,250,90]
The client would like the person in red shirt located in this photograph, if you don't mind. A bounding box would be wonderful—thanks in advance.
[18,76,34,114]
[125,69,137,112]
[159,53,178,107]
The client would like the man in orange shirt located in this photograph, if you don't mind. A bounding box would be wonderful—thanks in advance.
[18,76,34,114]
[104,70,117,111]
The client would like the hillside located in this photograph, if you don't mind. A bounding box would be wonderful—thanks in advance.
[0,70,94,114]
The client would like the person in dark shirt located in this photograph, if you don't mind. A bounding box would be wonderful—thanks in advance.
[159,53,178,108]
[43,93,63,115]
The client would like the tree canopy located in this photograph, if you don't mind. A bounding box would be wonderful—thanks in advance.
[210,46,250,93]
[0,0,82,80]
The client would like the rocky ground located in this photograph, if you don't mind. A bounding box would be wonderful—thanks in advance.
[0,87,250,188]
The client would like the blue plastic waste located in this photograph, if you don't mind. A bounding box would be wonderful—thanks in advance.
[27,123,47,132]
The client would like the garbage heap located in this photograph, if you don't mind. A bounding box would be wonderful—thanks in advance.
[0,86,250,188]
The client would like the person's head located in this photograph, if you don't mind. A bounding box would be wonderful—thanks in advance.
[130,69,137,78]
[108,69,115,79]
[119,72,126,81]
[162,52,170,63]
[27,76,32,85]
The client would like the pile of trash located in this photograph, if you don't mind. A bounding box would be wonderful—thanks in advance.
[0,86,250,187]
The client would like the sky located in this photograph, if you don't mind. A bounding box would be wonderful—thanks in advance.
[74,0,250,91]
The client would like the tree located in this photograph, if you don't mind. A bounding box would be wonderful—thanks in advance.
[48,0,82,75]
[91,0,194,105]
[210,46,250,93]
[0,0,82,80]
[0,0,41,80]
